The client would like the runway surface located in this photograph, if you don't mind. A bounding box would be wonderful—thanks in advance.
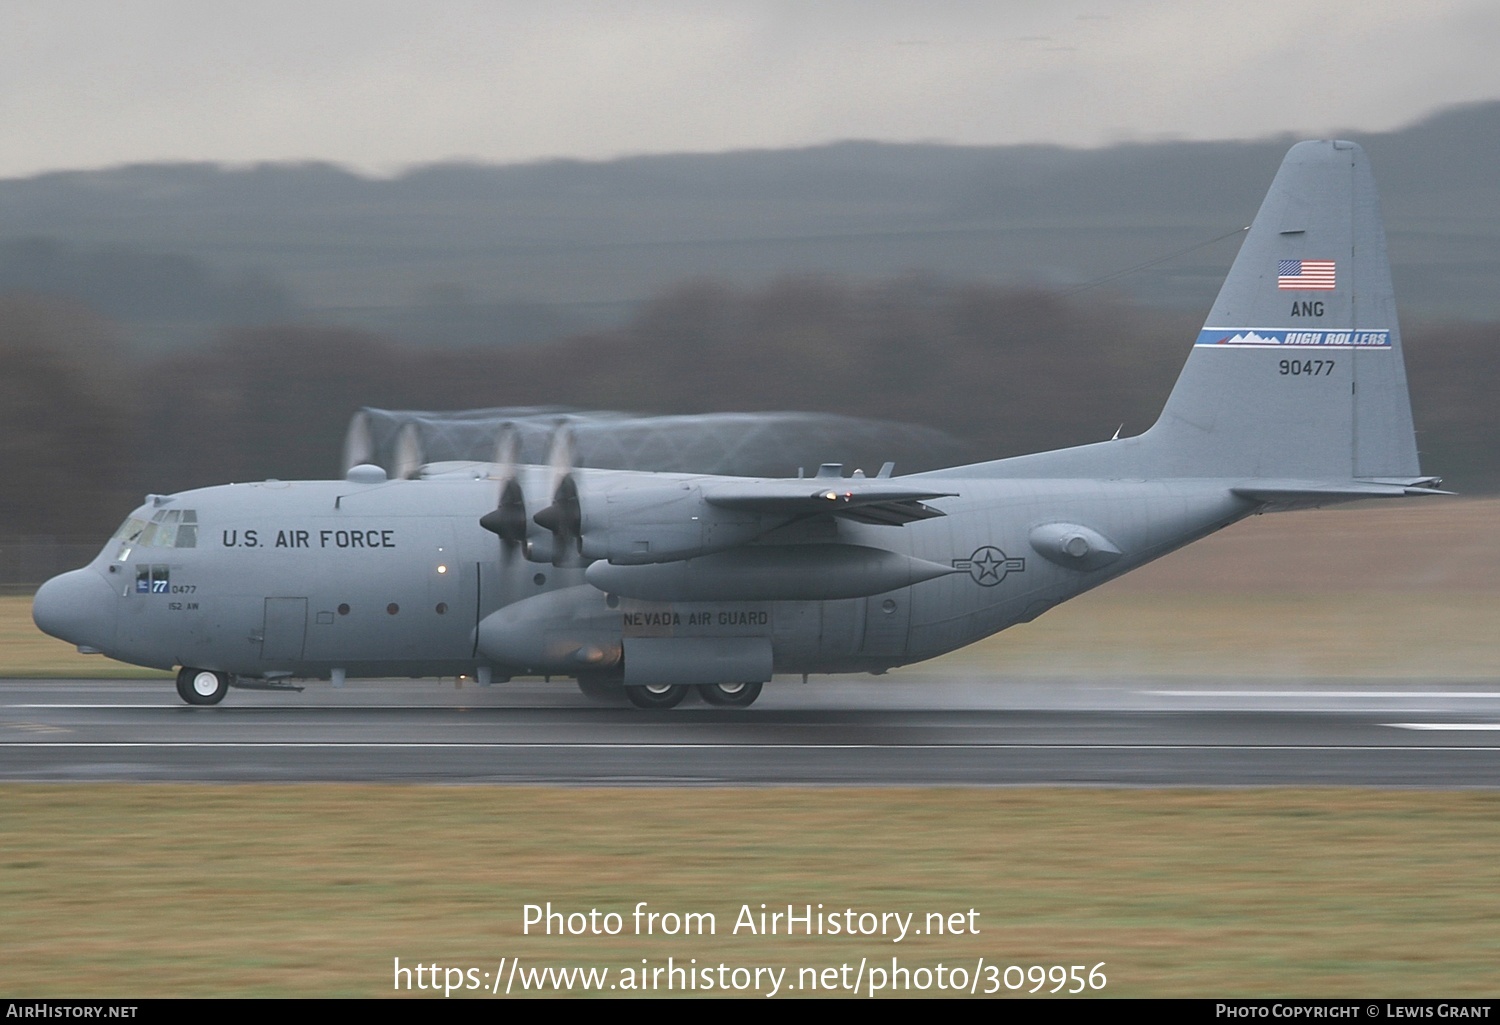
[5,674,1500,785]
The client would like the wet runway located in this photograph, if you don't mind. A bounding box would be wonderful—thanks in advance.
[5,675,1500,785]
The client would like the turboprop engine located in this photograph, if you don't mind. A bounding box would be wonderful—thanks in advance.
[526,473,964,601]
[477,427,964,602]
[573,480,763,565]
[477,424,763,568]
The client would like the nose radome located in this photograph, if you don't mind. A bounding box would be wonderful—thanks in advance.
[32,569,117,649]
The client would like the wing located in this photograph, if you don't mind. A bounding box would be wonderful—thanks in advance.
[703,479,956,525]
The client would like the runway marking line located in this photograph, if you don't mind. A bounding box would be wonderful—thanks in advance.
[1144,691,1500,699]
[4,741,1500,752]
[8,703,182,708]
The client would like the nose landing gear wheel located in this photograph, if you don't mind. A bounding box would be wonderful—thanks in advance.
[698,681,763,708]
[176,668,230,706]
[625,683,689,709]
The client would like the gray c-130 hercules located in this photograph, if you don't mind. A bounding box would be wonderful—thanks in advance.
[33,140,1444,708]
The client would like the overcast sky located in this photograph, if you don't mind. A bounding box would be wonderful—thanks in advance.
[5,0,1500,179]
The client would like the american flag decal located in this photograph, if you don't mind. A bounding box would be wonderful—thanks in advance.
[1278,259,1336,290]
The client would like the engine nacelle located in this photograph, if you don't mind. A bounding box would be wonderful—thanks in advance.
[575,482,763,565]
[586,544,961,601]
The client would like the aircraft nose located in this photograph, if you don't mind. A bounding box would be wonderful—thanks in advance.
[32,568,117,649]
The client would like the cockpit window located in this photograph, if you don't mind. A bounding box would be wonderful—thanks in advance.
[177,510,198,549]
[112,517,148,543]
[113,516,148,562]
[113,509,198,561]
[155,509,181,549]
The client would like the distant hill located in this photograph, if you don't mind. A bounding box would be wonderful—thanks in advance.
[1,102,1498,347]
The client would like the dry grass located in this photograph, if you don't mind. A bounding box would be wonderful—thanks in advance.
[0,597,166,678]
[6,501,1498,998]
[9,590,1496,681]
[2,787,1499,997]
[934,591,1500,679]
[933,497,1500,679]
[8,498,1500,681]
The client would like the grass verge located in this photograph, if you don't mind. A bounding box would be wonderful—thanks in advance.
[3,786,1499,997]
[7,589,1500,682]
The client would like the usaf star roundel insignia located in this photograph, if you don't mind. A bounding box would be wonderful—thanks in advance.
[953,546,1026,586]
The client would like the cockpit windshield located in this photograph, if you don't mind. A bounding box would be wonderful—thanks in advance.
[114,509,197,562]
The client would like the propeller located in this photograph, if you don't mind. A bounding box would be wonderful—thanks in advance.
[391,422,424,480]
[531,422,586,567]
[340,410,374,475]
[478,423,528,560]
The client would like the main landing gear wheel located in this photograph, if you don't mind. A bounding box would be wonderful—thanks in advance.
[625,683,689,709]
[576,674,628,705]
[176,668,230,706]
[698,681,763,708]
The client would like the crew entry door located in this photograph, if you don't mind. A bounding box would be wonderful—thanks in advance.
[262,597,308,662]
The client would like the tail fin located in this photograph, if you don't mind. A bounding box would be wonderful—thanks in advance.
[953,139,1430,486]
[1150,139,1420,480]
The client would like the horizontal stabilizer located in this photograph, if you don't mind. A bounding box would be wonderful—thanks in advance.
[1231,477,1451,509]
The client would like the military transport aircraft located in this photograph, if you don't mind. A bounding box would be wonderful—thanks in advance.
[32,140,1443,708]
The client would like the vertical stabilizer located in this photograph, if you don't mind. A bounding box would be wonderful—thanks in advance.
[1150,140,1419,479]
